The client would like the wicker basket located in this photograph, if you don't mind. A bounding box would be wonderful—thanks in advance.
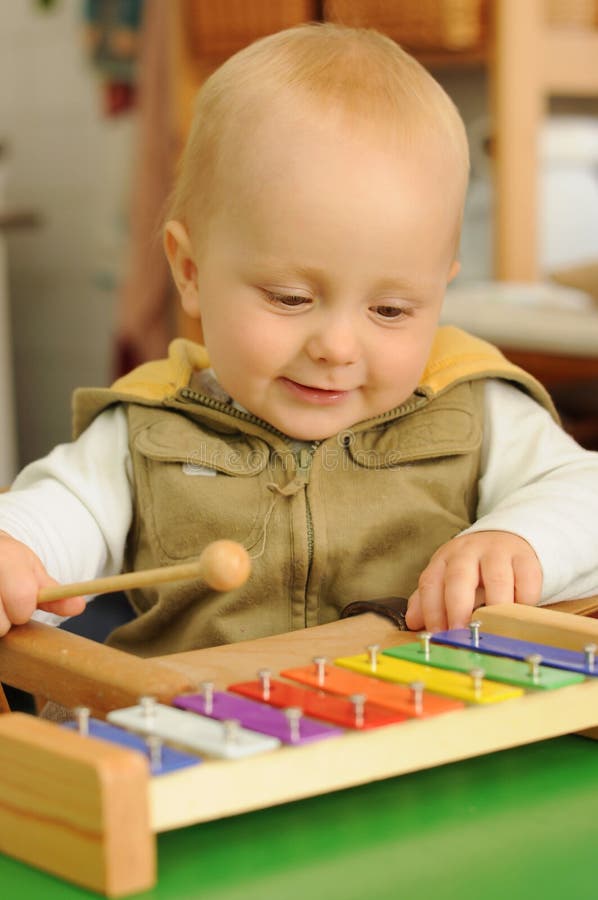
[546,0,598,27]
[324,0,487,51]
[184,0,316,61]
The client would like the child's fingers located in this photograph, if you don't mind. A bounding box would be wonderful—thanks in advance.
[0,535,49,629]
[441,553,481,630]
[478,551,515,608]
[0,535,86,632]
[0,569,40,626]
[408,533,542,635]
[34,567,86,618]
[513,552,543,606]
[417,556,451,632]
[37,595,86,617]
[412,547,484,632]
[0,607,11,637]
[405,590,422,631]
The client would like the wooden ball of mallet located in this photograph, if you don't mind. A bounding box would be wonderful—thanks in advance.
[198,540,252,592]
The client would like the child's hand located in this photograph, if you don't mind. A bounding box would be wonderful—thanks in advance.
[405,531,542,633]
[0,532,85,636]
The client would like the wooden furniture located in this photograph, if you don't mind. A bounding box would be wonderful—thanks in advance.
[0,730,597,900]
[1,604,598,895]
[491,0,598,280]
[473,1,598,446]
[500,344,598,448]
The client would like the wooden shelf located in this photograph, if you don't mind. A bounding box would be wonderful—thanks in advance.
[413,47,488,69]
[492,1,598,281]
[543,28,598,95]
[500,345,598,449]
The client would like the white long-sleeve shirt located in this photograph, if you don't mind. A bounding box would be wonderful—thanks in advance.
[2,379,598,626]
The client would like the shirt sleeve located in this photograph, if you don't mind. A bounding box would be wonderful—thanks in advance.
[0,406,133,617]
[464,379,598,603]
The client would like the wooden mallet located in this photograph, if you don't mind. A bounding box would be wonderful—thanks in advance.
[37,539,251,605]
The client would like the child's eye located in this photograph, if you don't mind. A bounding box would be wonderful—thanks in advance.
[265,291,311,308]
[371,304,405,319]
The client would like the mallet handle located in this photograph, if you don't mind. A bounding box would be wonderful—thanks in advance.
[38,539,251,603]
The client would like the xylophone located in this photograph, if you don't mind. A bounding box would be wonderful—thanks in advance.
[2,602,598,897]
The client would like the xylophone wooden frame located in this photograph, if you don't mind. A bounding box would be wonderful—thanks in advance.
[1,602,598,897]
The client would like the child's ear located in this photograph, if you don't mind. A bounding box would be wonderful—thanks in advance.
[164,220,201,318]
[447,259,461,283]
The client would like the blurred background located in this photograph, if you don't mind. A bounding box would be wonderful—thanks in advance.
[1,0,597,482]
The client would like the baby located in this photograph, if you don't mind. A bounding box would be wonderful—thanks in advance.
[1,23,597,654]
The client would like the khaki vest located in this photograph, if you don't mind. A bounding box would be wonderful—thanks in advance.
[73,326,556,657]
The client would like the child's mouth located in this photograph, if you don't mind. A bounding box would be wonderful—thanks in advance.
[279,377,349,405]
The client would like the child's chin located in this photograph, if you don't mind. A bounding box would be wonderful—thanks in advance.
[284,423,346,442]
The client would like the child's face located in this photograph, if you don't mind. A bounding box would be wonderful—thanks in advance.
[169,110,461,441]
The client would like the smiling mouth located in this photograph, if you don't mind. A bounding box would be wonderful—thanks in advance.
[279,377,351,405]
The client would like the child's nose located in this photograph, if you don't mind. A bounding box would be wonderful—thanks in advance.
[305,313,360,366]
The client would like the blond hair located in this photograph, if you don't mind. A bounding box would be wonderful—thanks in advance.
[168,22,469,234]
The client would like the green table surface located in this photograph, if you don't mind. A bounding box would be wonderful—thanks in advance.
[1,734,596,899]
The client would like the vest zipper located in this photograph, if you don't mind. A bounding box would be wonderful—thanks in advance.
[175,386,427,623]
[296,445,316,564]
[176,386,429,436]
[295,444,318,625]
[178,387,319,613]
[177,387,292,440]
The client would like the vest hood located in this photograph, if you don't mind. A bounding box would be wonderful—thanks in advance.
[72,326,557,439]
